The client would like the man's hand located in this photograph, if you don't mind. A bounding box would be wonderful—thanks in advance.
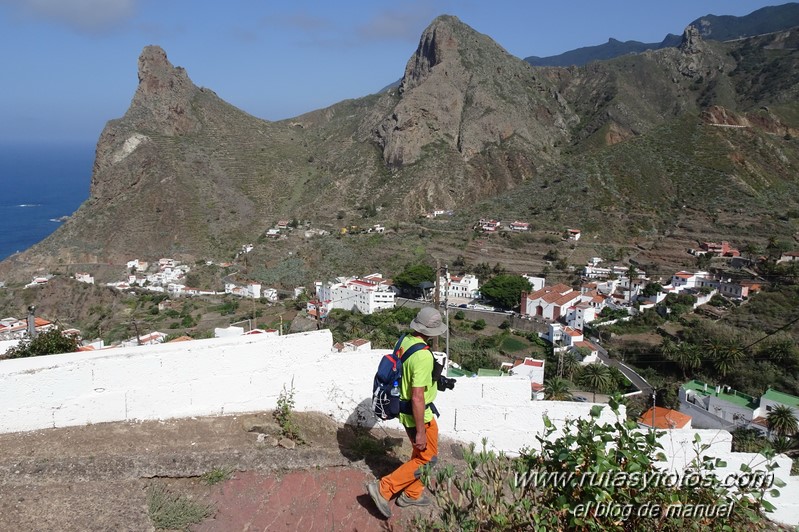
[414,428,427,451]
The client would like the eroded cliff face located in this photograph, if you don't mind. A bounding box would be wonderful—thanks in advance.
[91,46,204,203]
[373,15,576,167]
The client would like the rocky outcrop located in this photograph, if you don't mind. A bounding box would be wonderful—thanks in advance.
[127,45,201,135]
[373,15,576,167]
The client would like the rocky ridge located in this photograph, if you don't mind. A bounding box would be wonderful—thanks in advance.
[1,15,799,281]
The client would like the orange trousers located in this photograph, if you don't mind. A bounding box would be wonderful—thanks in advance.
[379,417,439,500]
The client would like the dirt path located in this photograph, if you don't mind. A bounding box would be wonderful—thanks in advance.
[0,412,459,531]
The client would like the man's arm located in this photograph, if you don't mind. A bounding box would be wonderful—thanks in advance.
[411,386,427,451]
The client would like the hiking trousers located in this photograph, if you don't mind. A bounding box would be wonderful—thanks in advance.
[379,417,439,501]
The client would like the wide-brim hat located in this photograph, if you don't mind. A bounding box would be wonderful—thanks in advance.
[410,307,447,337]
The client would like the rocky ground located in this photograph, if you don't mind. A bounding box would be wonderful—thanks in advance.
[0,412,465,531]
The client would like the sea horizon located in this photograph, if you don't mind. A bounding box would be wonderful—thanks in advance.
[0,141,94,262]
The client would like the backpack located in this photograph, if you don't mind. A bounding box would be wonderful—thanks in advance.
[372,333,430,420]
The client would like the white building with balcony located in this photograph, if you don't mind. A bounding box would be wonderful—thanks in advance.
[315,273,396,315]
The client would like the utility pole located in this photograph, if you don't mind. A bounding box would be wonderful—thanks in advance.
[131,319,142,345]
[26,305,37,339]
[433,259,441,351]
[651,388,657,431]
[444,264,450,362]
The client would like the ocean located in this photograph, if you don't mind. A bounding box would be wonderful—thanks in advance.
[0,142,94,261]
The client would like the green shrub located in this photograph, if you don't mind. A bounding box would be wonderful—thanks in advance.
[419,400,785,531]
[274,381,305,444]
[4,328,80,358]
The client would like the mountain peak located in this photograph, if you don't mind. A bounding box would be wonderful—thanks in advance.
[398,14,474,94]
[127,45,200,135]
[374,15,573,172]
[679,24,704,54]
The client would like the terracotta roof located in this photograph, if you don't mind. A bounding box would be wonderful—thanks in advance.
[573,340,597,351]
[638,407,691,429]
[750,416,768,428]
[167,336,193,343]
[523,359,544,367]
[349,339,370,347]
[531,382,545,392]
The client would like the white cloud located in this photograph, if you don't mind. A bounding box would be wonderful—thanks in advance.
[2,0,137,32]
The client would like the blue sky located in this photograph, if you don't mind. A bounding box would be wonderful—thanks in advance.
[0,0,785,144]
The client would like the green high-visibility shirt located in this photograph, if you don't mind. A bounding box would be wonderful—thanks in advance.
[397,334,437,427]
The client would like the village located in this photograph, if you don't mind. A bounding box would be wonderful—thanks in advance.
[5,214,799,441]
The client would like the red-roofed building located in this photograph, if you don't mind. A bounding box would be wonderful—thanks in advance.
[510,221,530,232]
[521,284,581,320]
[700,241,740,257]
[507,357,546,399]
[638,406,692,430]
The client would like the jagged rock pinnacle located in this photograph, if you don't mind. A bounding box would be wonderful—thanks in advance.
[679,25,703,54]
[127,45,200,135]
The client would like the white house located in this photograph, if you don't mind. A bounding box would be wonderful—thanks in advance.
[316,273,396,315]
[566,302,598,331]
[509,221,530,232]
[522,275,546,292]
[74,273,95,285]
[126,259,149,272]
[668,271,709,292]
[439,273,480,300]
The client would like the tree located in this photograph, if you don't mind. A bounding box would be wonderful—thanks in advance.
[578,363,613,402]
[704,337,742,377]
[626,264,638,302]
[667,342,701,379]
[742,242,761,263]
[642,282,662,298]
[480,274,532,310]
[393,264,435,297]
[767,405,798,438]
[544,377,573,401]
[560,351,581,381]
[4,328,80,359]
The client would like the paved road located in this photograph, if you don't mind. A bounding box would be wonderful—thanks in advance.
[593,341,653,396]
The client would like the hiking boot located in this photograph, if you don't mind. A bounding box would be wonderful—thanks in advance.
[367,480,392,518]
[396,492,432,508]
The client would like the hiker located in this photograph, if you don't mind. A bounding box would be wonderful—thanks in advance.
[367,306,446,518]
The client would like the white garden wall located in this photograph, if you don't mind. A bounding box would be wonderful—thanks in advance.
[0,330,796,525]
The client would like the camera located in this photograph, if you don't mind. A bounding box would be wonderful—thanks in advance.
[437,375,457,391]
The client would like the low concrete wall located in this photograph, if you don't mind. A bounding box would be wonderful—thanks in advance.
[0,330,796,525]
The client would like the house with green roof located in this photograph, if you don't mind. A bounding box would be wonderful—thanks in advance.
[679,380,799,431]
[679,380,759,430]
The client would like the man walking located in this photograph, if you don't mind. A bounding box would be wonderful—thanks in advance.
[367,307,446,518]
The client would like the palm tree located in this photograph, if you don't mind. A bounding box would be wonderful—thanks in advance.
[561,351,581,381]
[667,343,701,379]
[544,377,573,401]
[626,264,638,302]
[704,337,742,377]
[579,363,613,402]
[767,405,799,438]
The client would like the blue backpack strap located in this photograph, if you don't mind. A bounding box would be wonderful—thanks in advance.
[400,341,429,362]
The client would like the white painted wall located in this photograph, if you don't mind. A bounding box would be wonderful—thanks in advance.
[0,330,796,525]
